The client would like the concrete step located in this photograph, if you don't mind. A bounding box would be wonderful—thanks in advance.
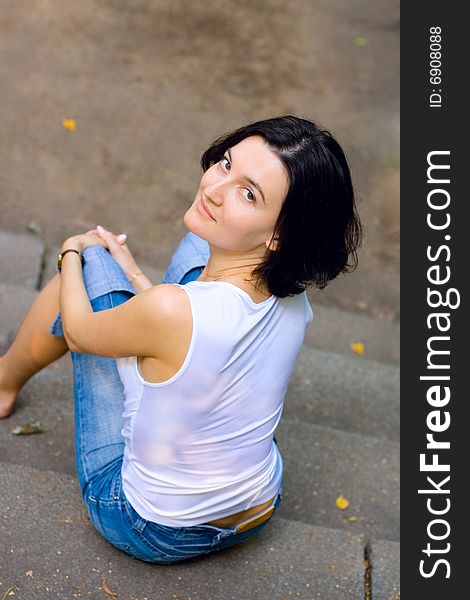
[302,301,399,367]
[1,281,399,442]
[275,419,399,543]
[286,347,399,442]
[0,229,44,290]
[41,237,399,366]
[369,539,400,600]
[0,284,39,352]
[0,462,400,600]
[0,368,399,543]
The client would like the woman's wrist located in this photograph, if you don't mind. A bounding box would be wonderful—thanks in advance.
[128,270,153,292]
[58,239,85,273]
[128,270,145,284]
[124,261,144,282]
[61,237,83,253]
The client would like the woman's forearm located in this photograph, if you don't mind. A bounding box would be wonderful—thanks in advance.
[59,238,93,346]
[128,271,154,293]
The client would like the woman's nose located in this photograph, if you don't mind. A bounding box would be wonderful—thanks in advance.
[203,184,224,206]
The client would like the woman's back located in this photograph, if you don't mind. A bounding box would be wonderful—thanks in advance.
[116,280,313,527]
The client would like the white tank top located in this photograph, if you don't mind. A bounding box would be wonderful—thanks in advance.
[116,280,313,527]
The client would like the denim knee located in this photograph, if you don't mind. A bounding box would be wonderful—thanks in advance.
[162,232,209,284]
[180,266,204,284]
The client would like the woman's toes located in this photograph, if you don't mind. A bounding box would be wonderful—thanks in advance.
[0,357,18,418]
[0,391,17,419]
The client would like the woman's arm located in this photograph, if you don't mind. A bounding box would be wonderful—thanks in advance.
[58,237,94,350]
[58,236,189,358]
[128,271,154,294]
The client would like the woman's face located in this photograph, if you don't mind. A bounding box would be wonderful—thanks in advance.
[184,135,290,253]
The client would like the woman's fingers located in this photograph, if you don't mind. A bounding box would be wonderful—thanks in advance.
[94,226,139,278]
[96,226,119,252]
[95,225,127,246]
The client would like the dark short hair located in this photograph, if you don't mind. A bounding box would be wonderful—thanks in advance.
[200,115,363,298]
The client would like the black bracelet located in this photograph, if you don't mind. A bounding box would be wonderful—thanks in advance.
[57,249,85,272]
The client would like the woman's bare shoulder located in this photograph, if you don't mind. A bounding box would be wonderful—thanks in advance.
[136,284,193,362]
[149,284,192,319]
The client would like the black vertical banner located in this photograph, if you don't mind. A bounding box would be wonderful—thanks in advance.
[402,2,467,596]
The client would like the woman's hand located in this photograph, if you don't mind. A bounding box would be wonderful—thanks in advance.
[61,227,127,251]
[61,230,108,252]
[92,225,143,282]
[62,226,142,282]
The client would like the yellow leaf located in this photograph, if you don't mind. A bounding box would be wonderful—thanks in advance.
[336,494,349,510]
[350,342,365,355]
[101,577,117,599]
[355,36,368,47]
[62,118,77,132]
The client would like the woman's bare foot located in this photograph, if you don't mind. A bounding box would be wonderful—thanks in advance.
[0,356,20,419]
[0,273,72,420]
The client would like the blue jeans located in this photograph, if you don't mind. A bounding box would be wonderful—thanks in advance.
[50,232,283,564]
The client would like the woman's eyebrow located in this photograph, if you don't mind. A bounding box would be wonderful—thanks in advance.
[227,148,266,205]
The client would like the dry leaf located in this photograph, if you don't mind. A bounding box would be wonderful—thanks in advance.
[355,36,368,47]
[11,421,43,435]
[62,118,77,132]
[102,576,117,599]
[336,494,349,510]
[26,221,42,235]
[350,342,365,355]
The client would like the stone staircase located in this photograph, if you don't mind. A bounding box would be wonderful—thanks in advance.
[0,230,400,599]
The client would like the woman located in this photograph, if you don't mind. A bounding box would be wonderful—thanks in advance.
[0,115,362,563]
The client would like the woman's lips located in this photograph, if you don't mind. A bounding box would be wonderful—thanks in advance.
[197,197,216,220]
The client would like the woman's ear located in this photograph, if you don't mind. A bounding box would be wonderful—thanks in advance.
[265,236,279,251]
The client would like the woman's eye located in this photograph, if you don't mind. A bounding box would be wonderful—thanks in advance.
[221,157,230,170]
[241,188,255,202]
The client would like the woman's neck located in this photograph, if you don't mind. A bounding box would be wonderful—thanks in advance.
[197,244,269,295]
[199,242,262,278]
